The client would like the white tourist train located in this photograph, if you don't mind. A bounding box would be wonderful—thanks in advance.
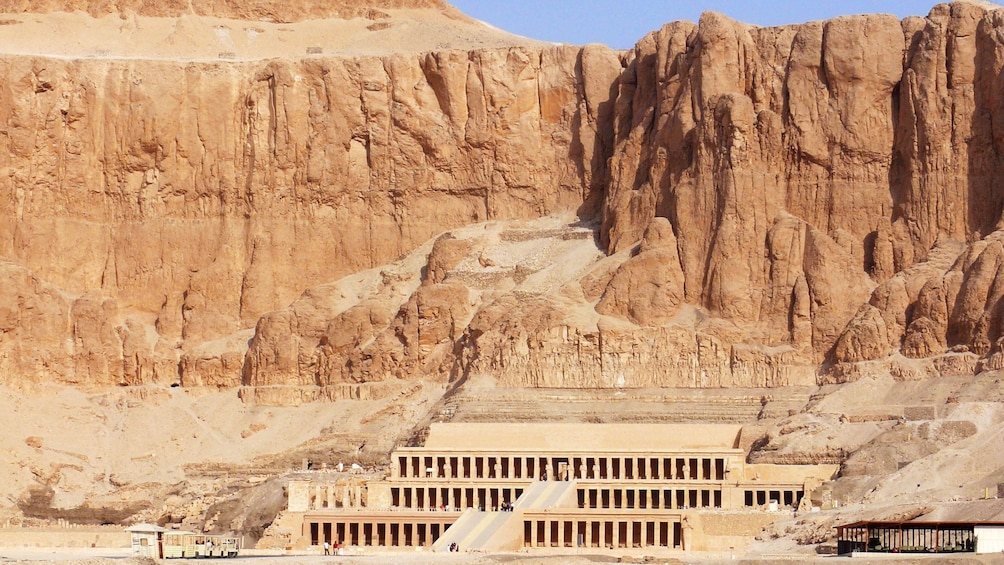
[126,524,241,559]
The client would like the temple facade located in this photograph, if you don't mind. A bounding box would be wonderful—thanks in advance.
[287,423,836,552]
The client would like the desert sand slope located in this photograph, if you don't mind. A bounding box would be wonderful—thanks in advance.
[0,3,542,59]
[0,0,457,20]
[0,379,445,528]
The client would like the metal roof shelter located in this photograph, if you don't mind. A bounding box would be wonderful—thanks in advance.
[836,520,1004,555]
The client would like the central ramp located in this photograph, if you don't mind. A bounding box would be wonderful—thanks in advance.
[514,480,577,509]
[432,509,510,552]
[434,481,578,552]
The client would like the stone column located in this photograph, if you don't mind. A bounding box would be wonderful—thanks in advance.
[612,520,619,549]
[592,462,600,480]
[544,519,552,547]
[530,520,538,548]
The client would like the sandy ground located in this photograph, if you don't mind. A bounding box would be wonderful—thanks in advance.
[3,547,1004,564]
[0,8,549,61]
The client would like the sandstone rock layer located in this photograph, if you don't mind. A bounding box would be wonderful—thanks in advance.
[2,2,1004,397]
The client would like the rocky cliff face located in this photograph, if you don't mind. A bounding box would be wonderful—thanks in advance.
[3,1,1004,398]
[600,2,1004,381]
[0,35,620,387]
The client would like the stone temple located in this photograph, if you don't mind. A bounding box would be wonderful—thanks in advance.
[285,423,836,552]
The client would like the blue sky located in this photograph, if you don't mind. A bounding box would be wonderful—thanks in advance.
[449,1,1000,49]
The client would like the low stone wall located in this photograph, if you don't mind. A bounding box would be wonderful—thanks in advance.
[0,527,129,548]
[690,511,782,552]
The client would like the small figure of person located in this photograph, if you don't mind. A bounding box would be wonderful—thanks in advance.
[323,540,330,555]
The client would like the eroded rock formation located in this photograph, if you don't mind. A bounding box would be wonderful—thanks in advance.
[3,2,1004,398]
[0,34,620,387]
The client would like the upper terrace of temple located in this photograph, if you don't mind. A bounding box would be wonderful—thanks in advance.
[419,423,743,452]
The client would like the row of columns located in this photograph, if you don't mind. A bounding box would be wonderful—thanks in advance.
[392,486,523,510]
[744,489,802,508]
[525,519,681,549]
[396,454,727,481]
[309,520,451,548]
[578,487,722,510]
[310,484,364,510]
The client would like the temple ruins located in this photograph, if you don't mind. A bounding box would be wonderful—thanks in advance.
[285,423,836,552]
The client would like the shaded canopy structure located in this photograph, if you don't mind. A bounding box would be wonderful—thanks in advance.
[836,520,1004,555]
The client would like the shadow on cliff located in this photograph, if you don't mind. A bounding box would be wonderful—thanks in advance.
[17,485,151,525]
[573,48,622,241]
[951,12,1004,351]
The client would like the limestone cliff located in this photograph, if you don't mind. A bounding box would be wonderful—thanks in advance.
[3,2,1004,397]
[600,2,1004,380]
